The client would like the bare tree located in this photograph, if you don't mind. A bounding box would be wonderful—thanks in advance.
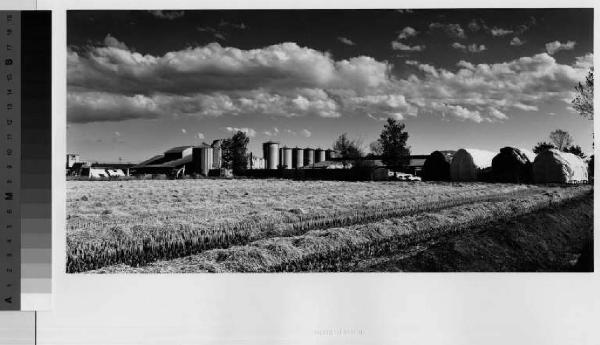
[548,129,573,151]
[572,68,593,120]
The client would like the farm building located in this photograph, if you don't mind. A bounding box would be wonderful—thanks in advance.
[422,150,455,181]
[66,153,80,169]
[247,152,266,169]
[70,163,134,179]
[405,155,428,176]
[132,146,194,177]
[450,148,496,181]
[532,149,588,183]
[491,147,535,183]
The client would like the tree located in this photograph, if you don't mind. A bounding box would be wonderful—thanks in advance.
[221,131,249,173]
[532,142,555,154]
[333,133,363,161]
[377,118,410,167]
[549,129,573,151]
[369,141,383,156]
[564,145,586,159]
[572,68,593,120]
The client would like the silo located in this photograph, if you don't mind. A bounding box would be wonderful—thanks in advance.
[282,147,293,169]
[192,145,213,176]
[325,149,334,161]
[304,148,315,166]
[262,141,280,170]
[292,147,304,168]
[211,140,222,169]
[315,148,325,163]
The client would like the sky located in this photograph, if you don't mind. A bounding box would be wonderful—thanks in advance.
[67,9,594,163]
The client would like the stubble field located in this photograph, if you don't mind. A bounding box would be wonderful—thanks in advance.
[66,179,593,273]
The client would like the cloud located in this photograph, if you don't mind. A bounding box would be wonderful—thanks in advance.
[391,41,425,51]
[395,53,591,122]
[451,42,486,53]
[68,41,392,96]
[225,127,256,137]
[337,36,356,46]
[68,35,592,124]
[301,129,312,138]
[545,40,576,55]
[510,37,525,46]
[197,132,205,139]
[397,26,418,39]
[197,26,227,40]
[103,34,128,50]
[468,19,482,32]
[219,20,247,30]
[147,10,184,20]
[429,23,466,39]
[490,27,514,37]
[181,128,187,134]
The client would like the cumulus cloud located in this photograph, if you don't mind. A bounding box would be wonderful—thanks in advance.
[197,132,205,139]
[429,23,466,39]
[67,35,592,124]
[468,19,482,32]
[451,42,486,53]
[181,128,187,134]
[510,37,525,46]
[225,127,256,137]
[397,53,591,122]
[545,40,576,55]
[147,10,184,20]
[337,37,356,46]
[490,27,513,37]
[103,34,128,50]
[301,129,312,138]
[397,26,418,39]
[391,41,425,51]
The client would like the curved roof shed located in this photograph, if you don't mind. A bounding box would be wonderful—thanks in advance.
[450,148,496,181]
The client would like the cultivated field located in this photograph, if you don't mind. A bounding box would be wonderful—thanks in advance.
[66,179,593,273]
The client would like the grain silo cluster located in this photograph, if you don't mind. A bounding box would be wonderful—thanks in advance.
[67,136,590,185]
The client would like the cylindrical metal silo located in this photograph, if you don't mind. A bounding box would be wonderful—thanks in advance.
[292,147,304,168]
[304,148,315,166]
[193,145,213,176]
[315,148,325,163]
[211,139,222,169]
[325,149,334,161]
[282,147,292,169]
[263,141,280,170]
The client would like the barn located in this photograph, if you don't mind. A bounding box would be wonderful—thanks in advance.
[422,150,455,181]
[450,148,496,181]
[491,147,535,183]
[532,149,588,183]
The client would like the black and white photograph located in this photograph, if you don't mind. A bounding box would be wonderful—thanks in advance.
[66,9,593,273]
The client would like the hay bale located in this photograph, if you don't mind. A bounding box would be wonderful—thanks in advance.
[532,149,588,183]
[422,150,455,181]
[450,148,496,181]
[491,147,534,183]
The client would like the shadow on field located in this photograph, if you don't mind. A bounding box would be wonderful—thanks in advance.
[364,193,594,272]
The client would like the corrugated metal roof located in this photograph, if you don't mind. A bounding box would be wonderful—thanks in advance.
[164,146,193,154]
[143,155,192,168]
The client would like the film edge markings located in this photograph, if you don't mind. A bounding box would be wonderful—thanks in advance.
[0,10,52,312]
